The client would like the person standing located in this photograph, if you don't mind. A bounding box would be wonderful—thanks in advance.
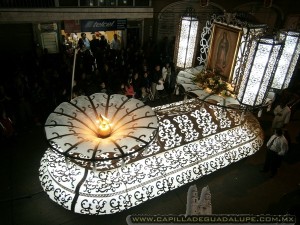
[78,33,90,50]
[90,34,100,56]
[140,71,151,91]
[125,78,135,98]
[271,98,291,133]
[110,34,121,51]
[261,128,289,177]
[162,62,171,92]
[139,86,150,104]
[110,33,121,65]
[151,64,161,100]
[132,72,141,98]
[99,35,109,52]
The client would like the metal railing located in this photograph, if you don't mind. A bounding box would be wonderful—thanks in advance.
[0,0,55,8]
[0,0,151,8]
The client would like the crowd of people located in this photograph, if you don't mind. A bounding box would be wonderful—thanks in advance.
[0,33,177,141]
[2,32,299,156]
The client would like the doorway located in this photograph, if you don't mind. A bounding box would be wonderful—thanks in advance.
[126,27,140,50]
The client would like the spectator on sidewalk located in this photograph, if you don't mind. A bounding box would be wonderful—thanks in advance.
[261,128,289,178]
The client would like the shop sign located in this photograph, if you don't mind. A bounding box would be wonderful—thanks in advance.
[38,23,57,32]
[64,20,81,33]
[80,19,127,32]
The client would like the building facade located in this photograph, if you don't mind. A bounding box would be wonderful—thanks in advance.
[0,0,299,65]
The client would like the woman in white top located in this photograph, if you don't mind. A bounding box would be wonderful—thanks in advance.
[272,98,291,130]
[162,62,171,90]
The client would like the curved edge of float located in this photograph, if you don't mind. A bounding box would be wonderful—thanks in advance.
[39,112,264,215]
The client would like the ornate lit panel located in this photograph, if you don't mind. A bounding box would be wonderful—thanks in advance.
[237,38,283,107]
[232,26,266,89]
[44,93,158,170]
[272,31,300,90]
[40,96,263,215]
[175,8,199,69]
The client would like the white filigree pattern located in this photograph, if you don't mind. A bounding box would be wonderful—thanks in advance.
[44,93,158,170]
[158,119,182,148]
[209,105,232,129]
[39,96,264,215]
[272,31,300,90]
[191,108,218,136]
[237,38,283,106]
[173,114,199,142]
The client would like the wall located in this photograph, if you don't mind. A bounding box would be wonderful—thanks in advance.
[1,0,300,58]
[0,23,34,55]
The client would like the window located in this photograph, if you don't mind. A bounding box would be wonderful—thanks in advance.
[118,0,133,6]
[135,0,150,7]
[59,0,79,7]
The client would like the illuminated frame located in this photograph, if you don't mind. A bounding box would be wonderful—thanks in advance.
[271,31,300,90]
[231,25,266,90]
[237,38,283,107]
[175,8,199,69]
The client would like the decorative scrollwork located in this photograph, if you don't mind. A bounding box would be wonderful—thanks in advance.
[40,94,264,215]
[145,156,167,178]
[191,108,218,136]
[164,150,188,170]
[173,115,199,142]
[80,199,93,214]
[53,188,73,209]
[93,199,107,215]
[156,179,170,195]
[158,119,182,148]
[44,93,158,170]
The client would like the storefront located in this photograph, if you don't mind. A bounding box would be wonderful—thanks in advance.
[62,19,127,50]
[33,17,153,56]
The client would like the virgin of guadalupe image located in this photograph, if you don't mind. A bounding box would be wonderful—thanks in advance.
[214,32,229,75]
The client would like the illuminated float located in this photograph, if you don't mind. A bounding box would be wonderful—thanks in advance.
[38,10,300,214]
[39,93,263,214]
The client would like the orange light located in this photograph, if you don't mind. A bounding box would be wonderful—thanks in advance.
[97,115,112,138]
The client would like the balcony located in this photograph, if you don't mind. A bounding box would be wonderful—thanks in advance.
[0,0,152,8]
[0,0,153,22]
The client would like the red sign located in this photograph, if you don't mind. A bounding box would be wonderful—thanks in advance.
[64,20,81,33]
